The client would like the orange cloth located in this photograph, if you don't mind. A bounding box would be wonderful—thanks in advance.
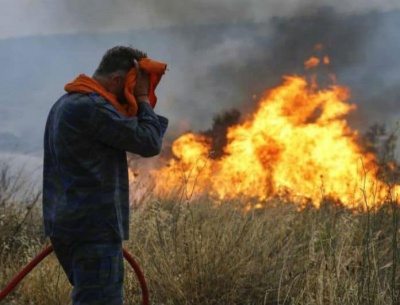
[64,58,167,117]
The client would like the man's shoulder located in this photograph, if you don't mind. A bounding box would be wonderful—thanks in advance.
[69,92,117,112]
[85,93,125,118]
[50,92,122,121]
[47,93,96,123]
[60,92,93,106]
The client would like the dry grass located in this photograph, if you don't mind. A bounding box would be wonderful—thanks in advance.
[124,196,400,305]
[1,165,400,304]
[2,198,400,305]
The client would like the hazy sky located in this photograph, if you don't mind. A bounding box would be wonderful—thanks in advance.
[1,0,400,39]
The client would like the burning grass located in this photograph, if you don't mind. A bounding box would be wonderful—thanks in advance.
[149,68,399,209]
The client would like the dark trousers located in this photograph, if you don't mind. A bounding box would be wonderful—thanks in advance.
[50,237,124,305]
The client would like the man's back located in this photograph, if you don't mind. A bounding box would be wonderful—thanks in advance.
[43,92,166,241]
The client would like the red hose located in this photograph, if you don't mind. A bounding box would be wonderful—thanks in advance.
[123,248,150,304]
[0,245,149,305]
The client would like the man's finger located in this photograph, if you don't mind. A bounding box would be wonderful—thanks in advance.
[133,59,141,78]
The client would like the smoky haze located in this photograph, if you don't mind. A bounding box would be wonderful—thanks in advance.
[40,0,400,36]
[151,7,400,138]
[22,0,400,134]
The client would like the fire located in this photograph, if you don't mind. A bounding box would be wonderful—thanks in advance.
[304,57,320,69]
[150,56,398,209]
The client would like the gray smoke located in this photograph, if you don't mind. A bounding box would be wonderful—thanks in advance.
[153,7,400,140]
[41,1,400,137]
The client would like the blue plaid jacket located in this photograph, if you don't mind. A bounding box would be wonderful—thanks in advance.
[43,92,168,241]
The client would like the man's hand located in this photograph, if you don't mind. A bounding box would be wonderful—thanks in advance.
[133,59,150,104]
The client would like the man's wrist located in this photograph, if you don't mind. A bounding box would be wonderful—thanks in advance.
[135,95,150,104]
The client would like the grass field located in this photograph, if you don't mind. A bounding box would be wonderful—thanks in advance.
[1,164,400,305]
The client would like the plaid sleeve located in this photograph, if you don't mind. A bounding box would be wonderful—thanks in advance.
[89,98,168,157]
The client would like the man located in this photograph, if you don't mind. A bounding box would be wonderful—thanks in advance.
[42,46,168,305]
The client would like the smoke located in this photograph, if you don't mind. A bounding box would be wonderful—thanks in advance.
[8,0,398,39]
[144,0,400,25]
[153,6,400,140]
[12,0,398,136]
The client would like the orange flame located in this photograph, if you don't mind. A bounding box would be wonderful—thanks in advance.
[150,59,398,209]
[304,57,320,69]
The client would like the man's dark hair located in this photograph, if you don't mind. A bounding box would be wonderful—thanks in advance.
[94,46,147,76]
